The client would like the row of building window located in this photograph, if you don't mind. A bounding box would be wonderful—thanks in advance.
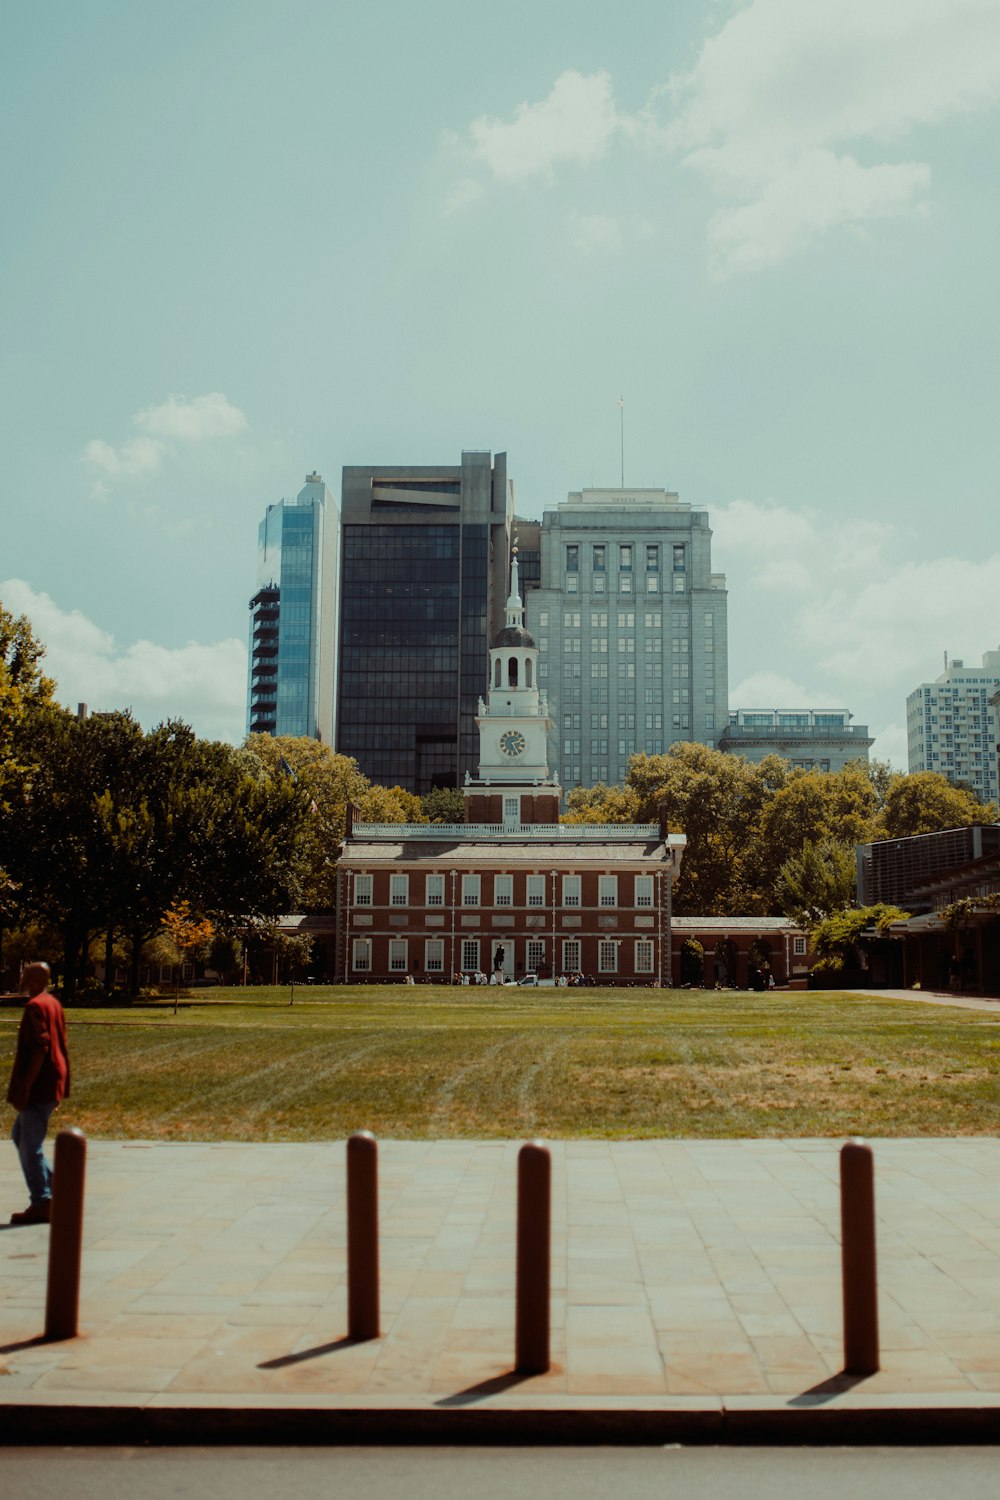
[565,544,685,573]
[352,937,658,974]
[564,575,686,596]
[354,874,656,908]
[539,611,715,630]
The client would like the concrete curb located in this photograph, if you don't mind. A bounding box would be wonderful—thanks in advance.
[3,1394,999,1446]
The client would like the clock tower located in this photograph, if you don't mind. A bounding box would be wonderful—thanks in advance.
[464,548,560,824]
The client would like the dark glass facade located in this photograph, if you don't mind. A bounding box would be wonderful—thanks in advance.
[339,524,490,791]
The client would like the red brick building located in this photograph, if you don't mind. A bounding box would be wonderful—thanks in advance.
[338,551,685,983]
[670,916,811,988]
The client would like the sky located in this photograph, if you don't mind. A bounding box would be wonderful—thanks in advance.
[3,0,1000,767]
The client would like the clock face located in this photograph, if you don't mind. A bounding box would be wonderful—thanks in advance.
[499,729,526,758]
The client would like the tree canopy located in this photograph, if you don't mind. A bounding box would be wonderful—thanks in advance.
[559,746,996,920]
[879,771,996,839]
[242,735,426,909]
[2,708,309,996]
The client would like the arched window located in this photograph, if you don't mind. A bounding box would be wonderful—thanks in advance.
[494,657,501,688]
[508,656,518,687]
[525,658,533,688]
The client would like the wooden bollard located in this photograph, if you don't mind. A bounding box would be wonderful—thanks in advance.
[45,1128,87,1341]
[515,1140,551,1374]
[840,1138,879,1374]
[346,1131,380,1341]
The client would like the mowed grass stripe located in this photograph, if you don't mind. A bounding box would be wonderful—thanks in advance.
[5,986,999,1140]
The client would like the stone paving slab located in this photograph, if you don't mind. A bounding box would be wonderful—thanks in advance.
[2,1136,1000,1436]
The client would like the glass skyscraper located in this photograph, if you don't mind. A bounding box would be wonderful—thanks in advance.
[337,451,512,792]
[246,473,339,743]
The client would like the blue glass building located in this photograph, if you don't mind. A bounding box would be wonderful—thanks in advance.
[247,473,339,743]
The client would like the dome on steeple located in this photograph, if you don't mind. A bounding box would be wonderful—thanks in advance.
[493,622,535,649]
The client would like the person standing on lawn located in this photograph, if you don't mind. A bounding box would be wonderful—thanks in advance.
[7,961,70,1226]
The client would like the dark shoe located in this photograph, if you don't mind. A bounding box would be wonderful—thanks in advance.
[10,1201,51,1225]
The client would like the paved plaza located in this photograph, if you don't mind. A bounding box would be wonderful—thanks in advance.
[3,1131,1000,1433]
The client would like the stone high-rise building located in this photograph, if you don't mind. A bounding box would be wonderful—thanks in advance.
[518,486,728,791]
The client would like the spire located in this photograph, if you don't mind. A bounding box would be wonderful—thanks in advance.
[505,538,524,631]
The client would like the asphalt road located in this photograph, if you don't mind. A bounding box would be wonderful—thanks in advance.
[4,1447,1000,1500]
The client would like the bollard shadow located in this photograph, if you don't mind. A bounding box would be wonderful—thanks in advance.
[789,1371,875,1406]
[0,1333,75,1353]
[257,1335,359,1370]
[435,1370,539,1408]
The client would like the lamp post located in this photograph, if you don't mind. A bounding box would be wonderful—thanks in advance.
[450,870,458,982]
[655,868,663,988]
[550,870,558,980]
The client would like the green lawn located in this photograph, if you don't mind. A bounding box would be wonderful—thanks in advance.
[3,985,998,1140]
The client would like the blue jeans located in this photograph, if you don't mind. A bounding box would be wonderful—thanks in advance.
[12,1101,57,1205]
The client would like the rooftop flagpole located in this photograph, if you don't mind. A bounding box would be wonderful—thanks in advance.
[617,395,624,487]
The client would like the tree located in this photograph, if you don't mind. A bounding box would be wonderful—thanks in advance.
[421,786,466,823]
[810,904,909,972]
[861,757,900,816]
[0,603,56,950]
[0,601,55,778]
[775,839,857,928]
[761,764,878,859]
[1,712,309,998]
[357,783,427,824]
[243,736,425,908]
[878,772,996,840]
[624,745,775,914]
[161,901,214,970]
[563,782,641,824]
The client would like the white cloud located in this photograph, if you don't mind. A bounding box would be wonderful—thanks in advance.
[442,3,1000,265]
[715,498,893,593]
[800,555,1000,685]
[706,151,929,275]
[0,579,247,744]
[134,391,248,442]
[82,391,249,493]
[83,435,164,481]
[714,494,1000,772]
[444,176,485,214]
[729,669,813,706]
[871,722,907,771]
[667,0,1000,274]
[464,70,626,183]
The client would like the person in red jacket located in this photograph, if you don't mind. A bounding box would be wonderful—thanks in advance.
[6,962,71,1226]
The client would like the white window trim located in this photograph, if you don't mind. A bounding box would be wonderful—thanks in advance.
[494,874,513,907]
[598,940,619,973]
[354,874,373,907]
[462,874,481,907]
[352,938,371,972]
[390,875,409,908]
[425,874,444,907]
[388,939,408,972]
[424,938,444,973]
[599,876,618,908]
[526,940,546,972]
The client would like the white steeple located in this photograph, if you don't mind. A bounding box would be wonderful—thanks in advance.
[471,541,554,785]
